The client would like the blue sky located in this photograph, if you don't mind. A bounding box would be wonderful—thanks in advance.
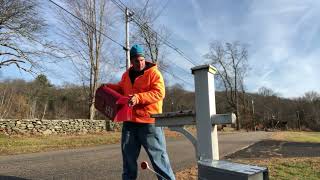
[157,0,320,97]
[2,0,320,98]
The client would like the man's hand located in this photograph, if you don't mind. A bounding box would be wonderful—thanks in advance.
[128,95,138,106]
[100,83,107,88]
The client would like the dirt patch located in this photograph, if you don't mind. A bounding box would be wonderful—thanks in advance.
[175,165,197,180]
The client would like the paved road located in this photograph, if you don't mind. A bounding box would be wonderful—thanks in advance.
[0,131,271,180]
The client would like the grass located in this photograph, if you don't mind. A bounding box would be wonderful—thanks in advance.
[236,157,320,180]
[175,157,320,180]
[239,131,320,180]
[0,132,121,156]
[0,128,186,156]
[176,131,320,180]
[272,131,320,143]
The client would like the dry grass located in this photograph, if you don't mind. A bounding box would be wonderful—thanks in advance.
[0,132,121,156]
[175,166,197,180]
[272,131,320,143]
[176,131,320,180]
[235,157,320,180]
[0,127,193,156]
[176,157,320,180]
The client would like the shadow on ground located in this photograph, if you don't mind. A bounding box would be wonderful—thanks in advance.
[225,140,320,159]
[0,176,28,180]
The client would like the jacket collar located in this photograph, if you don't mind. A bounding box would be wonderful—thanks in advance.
[127,61,157,73]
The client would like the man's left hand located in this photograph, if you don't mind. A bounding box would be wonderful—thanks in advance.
[128,95,138,106]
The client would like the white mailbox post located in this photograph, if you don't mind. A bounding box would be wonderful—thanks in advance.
[152,64,268,180]
[193,64,219,161]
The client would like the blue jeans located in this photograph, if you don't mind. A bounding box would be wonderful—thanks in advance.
[121,122,175,180]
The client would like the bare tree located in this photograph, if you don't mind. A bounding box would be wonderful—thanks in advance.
[258,86,277,97]
[130,0,170,64]
[0,0,65,72]
[205,41,249,130]
[56,0,115,120]
[0,83,13,119]
[303,91,320,103]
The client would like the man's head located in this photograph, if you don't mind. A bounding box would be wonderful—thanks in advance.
[130,44,146,72]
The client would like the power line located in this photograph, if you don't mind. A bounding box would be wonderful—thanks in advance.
[48,0,127,50]
[111,0,199,67]
[115,0,127,10]
[153,0,170,22]
[110,0,194,80]
[158,66,194,87]
[49,0,196,87]
[112,0,126,12]
[131,15,199,66]
[110,0,196,81]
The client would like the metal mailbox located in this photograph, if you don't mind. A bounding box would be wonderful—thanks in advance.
[198,160,269,180]
[95,86,132,122]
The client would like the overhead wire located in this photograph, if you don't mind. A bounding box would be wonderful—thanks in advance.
[48,0,127,50]
[110,0,196,87]
[49,0,196,88]
[111,0,199,67]
[158,66,194,88]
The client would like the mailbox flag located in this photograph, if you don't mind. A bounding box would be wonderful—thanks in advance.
[95,86,132,122]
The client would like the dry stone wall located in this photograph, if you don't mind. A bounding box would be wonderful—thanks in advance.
[0,119,108,135]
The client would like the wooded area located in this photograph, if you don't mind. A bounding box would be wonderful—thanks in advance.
[1,75,320,131]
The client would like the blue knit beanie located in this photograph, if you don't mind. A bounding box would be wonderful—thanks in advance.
[130,44,144,57]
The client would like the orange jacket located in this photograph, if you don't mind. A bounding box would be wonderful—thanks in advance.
[106,62,165,124]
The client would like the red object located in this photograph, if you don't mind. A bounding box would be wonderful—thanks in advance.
[95,86,132,122]
[141,161,149,170]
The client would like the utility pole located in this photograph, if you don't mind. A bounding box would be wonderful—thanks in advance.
[251,99,255,115]
[235,71,240,130]
[296,110,301,131]
[246,94,255,131]
[251,99,255,130]
[125,8,133,69]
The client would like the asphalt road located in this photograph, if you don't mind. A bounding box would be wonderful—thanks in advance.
[0,131,270,180]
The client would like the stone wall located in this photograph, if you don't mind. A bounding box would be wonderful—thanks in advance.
[0,119,108,135]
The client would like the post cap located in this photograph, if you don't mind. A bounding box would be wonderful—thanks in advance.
[191,64,217,74]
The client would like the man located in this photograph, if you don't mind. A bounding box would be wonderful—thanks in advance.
[106,44,175,180]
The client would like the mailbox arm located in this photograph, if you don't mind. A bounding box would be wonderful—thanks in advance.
[169,126,198,159]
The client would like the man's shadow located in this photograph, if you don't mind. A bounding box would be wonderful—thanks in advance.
[0,176,29,180]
